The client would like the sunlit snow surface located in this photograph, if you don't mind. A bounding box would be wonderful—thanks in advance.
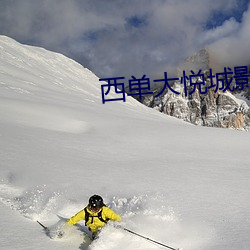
[0,36,249,250]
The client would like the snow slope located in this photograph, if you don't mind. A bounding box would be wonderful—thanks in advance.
[0,35,249,250]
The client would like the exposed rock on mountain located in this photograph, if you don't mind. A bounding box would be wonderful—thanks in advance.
[128,49,250,130]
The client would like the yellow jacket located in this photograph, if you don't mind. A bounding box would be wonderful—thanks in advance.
[67,206,121,233]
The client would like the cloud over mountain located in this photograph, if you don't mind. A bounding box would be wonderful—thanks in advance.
[0,0,249,79]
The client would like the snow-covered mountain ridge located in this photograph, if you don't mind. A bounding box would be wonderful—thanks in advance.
[0,36,250,250]
[0,35,155,132]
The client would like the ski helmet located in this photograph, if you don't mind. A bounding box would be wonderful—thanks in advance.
[89,195,104,210]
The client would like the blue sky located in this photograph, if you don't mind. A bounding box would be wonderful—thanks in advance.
[206,0,249,28]
[0,0,249,80]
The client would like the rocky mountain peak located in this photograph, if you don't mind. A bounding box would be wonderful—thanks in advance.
[129,48,250,130]
[177,48,210,76]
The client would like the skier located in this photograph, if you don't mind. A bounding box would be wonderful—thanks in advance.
[66,194,122,239]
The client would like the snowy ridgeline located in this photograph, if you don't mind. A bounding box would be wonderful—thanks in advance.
[0,36,250,250]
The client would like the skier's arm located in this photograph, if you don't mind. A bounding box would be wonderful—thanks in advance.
[67,209,85,225]
[104,207,122,222]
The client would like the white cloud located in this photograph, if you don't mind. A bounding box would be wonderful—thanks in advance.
[208,4,250,70]
[201,18,240,45]
[0,0,248,80]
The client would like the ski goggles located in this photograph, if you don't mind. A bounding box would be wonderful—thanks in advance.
[89,205,101,212]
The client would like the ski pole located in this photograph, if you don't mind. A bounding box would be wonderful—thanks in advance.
[122,227,180,250]
[37,220,48,231]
